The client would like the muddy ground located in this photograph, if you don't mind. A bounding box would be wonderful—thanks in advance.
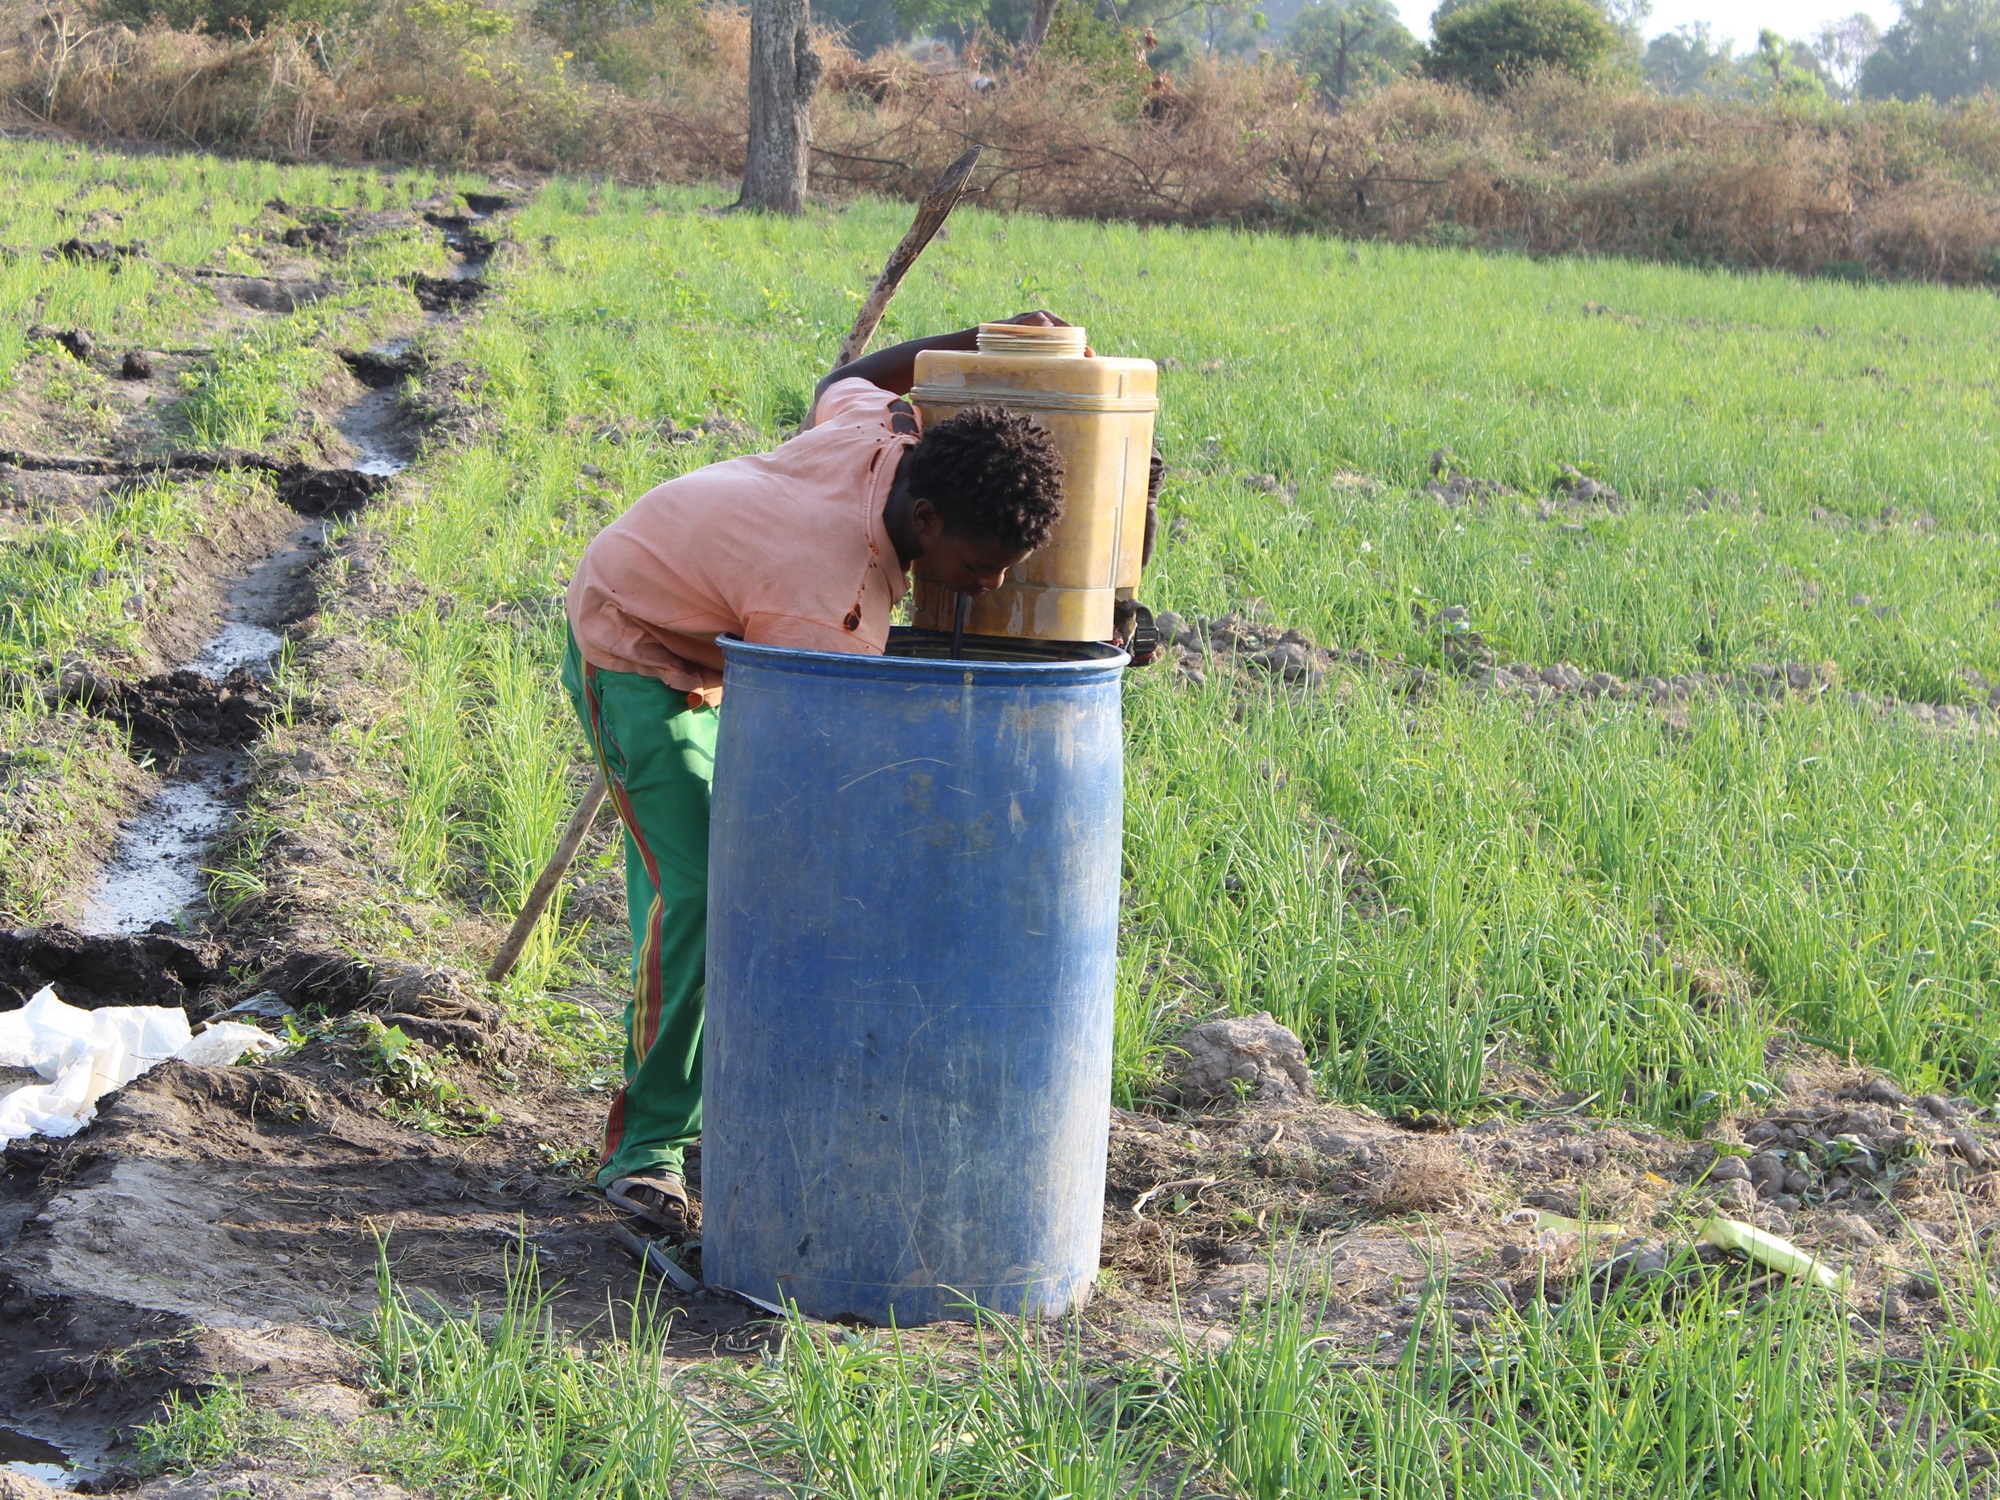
[9,932,2000,1493]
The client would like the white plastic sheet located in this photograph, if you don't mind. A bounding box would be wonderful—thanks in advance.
[0,986,282,1146]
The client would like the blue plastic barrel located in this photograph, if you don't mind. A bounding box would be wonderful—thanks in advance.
[702,630,1126,1325]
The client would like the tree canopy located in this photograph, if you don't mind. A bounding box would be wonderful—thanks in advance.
[1285,0,1418,100]
[1862,0,2000,99]
[1425,0,1619,91]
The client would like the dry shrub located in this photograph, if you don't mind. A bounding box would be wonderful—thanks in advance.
[3,0,1999,285]
[0,0,637,167]
[1936,95,2000,178]
[1369,1137,1479,1214]
[1859,177,2000,281]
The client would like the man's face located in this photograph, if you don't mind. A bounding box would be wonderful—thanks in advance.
[923,532,1033,594]
[912,501,1033,594]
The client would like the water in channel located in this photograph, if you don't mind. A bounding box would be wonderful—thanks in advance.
[1,1425,74,1487]
[75,333,423,936]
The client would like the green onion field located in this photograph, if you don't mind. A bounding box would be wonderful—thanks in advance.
[3,140,2000,1498]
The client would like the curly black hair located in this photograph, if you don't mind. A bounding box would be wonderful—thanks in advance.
[902,404,1064,551]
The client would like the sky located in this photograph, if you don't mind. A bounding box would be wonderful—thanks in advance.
[1631,0,1892,42]
[1384,0,1898,45]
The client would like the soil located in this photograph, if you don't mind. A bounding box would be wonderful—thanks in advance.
[75,671,276,764]
[1170,1011,1313,1107]
[408,277,483,314]
[12,954,2000,1492]
[195,273,336,317]
[0,347,202,469]
[271,468,392,519]
[1157,602,2000,728]
[0,929,223,1013]
[1095,1045,2000,1374]
[0,964,759,1478]
[335,350,420,392]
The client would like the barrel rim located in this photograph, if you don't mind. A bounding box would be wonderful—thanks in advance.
[718,633,1129,683]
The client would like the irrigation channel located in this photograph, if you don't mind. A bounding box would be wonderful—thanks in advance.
[1,208,498,1487]
[70,225,490,939]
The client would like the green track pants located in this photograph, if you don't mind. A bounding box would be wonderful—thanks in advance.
[561,628,717,1188]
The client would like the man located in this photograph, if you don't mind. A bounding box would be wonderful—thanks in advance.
[563,312,1070,1235]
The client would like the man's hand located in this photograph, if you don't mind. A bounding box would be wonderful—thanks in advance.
[813,312,1084,419]
[997,311,1090,355]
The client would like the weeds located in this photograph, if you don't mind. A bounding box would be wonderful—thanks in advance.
[179,288,412,452]
[370,1245,705,1498]
[0,471,226,674]
[135,1380,253,1474]
[343,1013,500,1133]
[14,155,1997,1117]
[23,98,2000,1500]
[136,1244,2000,1496]
[0,140,468,390]
[332,180,2000,1119]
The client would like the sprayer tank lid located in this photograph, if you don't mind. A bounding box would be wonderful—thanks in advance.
[975,322,1089,357]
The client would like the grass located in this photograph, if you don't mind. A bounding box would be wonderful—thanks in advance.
[0,708,135,924]
[471,184,2000,692]
[357,604,588,986]
[0,140,477,920]
[0,469,242,673]
[139,1238,2000,1498]
[343,179,2000,1123]
[366,1251,703,1497]
[175,285,412,452]
[9,155,1996,1117]
[0,139,472,388]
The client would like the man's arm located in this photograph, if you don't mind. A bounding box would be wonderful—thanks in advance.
[806,311,1070,428]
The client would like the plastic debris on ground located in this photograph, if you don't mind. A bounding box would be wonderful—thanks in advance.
[1700,1214,1848,1291]
[0,985,283,1146]
[1503,1205,1848,1292]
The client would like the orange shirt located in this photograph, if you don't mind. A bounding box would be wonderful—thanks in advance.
[567,379,917,704]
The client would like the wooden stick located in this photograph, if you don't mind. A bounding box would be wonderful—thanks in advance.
[833,146,983,370]
[486,772,609,983]
[488,153,983,984]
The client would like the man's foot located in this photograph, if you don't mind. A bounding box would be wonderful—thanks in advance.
[605,1173,694,1236]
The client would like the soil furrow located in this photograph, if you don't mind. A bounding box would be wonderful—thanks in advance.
[1165,607,2000,728]
[28,218,493,937]
[1,195,516,1480]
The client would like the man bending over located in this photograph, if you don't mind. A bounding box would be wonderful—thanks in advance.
[563,313,1069,1234]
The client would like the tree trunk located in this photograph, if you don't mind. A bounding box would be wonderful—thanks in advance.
[738,0,820,214]
[1023,0,1062,52]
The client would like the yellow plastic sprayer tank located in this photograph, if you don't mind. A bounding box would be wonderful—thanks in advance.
[908,324,1158,642]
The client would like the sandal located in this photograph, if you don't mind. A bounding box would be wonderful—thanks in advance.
[605,1173,693,1235]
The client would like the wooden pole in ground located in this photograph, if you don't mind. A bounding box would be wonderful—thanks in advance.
[834,147,984,370]
[486,147,987,985]
[486,773,609,983]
